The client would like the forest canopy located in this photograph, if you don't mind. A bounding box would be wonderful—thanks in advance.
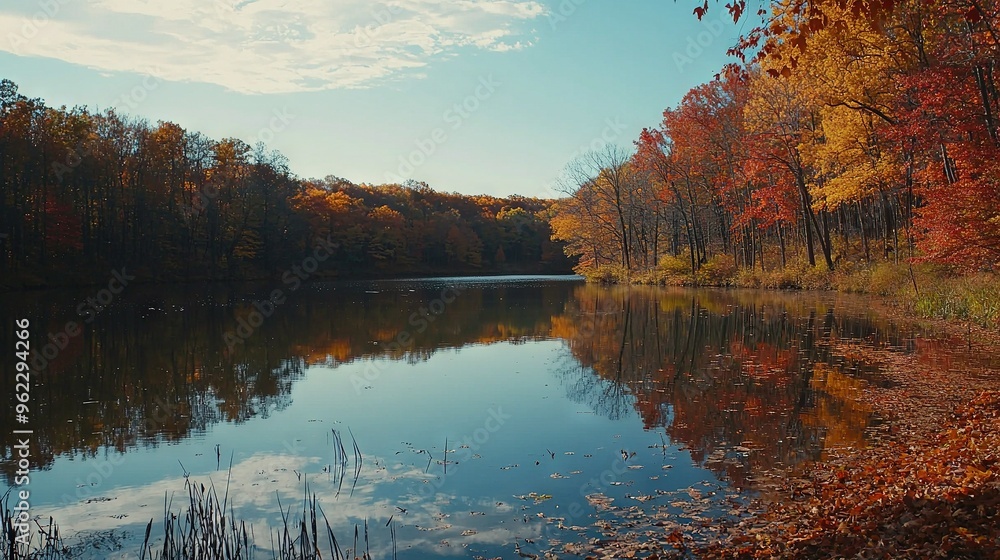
[0,80,573,289]
[551,0,1000,280]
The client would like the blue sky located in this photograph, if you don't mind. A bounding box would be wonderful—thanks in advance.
[0,0,743,198]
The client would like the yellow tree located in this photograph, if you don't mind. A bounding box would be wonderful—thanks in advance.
[775,6,916,262]
[745,63,836,269]
[549,181,624,273]
[550,146,665,276]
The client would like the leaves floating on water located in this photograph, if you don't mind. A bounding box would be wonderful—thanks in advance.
[414,524,452,532]
[585,493,614,510]
[627,493,656,503]
[514,492,554,504]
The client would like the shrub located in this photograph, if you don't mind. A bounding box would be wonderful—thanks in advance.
[868,262,912,296]
[831,260,869,293]
[732,258,832,290]
[583,264,629,284]
[658,254,694,277]
[734,267,762,288]
[695,255,737,286]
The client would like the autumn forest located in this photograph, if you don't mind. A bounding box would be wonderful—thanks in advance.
[0,80,572,289]
[6,0,1000,290]
[551,0,1000,286]
[4,0,1000,297]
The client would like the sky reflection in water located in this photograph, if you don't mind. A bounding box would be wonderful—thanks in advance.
[2,276,970,558]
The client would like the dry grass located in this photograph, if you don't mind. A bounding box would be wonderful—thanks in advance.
[1,491,66,560]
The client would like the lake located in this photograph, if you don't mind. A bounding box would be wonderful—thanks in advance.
[0,276,969,558]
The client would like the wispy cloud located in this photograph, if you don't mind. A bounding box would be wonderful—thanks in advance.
[36,451,520,556]
[0,0,545,94]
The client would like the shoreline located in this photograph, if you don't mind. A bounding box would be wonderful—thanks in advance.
[543,288,1000,558]
[0,266,580,294]
[693,293,1000,558]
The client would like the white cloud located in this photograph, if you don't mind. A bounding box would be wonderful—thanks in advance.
[0,0,545,94]
[37,451,521,557]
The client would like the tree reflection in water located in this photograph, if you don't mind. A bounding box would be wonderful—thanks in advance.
[550,285,907,487]
[0,279,952,490]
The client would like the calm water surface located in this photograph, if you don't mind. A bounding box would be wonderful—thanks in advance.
[1,276,988,558]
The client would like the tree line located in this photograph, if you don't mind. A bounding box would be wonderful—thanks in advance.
[552,0,1000,279]
[0,80,572,289]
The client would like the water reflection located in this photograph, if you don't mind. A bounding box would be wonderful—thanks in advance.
[550,286,903,486]
[0,279,571,481]
[0,278,972,491]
